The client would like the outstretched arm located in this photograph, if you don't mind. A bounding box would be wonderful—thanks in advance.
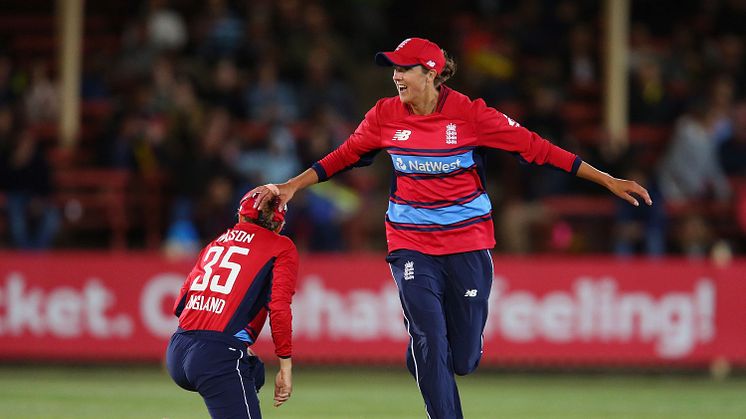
[249,168,320,210]
[576,161,653,207]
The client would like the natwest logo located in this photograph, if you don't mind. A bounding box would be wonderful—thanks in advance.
[404,158,462,173]
[0,273,133,338]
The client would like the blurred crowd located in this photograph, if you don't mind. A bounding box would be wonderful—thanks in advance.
[0,0,745,258]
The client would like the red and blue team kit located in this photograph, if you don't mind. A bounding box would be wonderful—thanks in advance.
[173,222,298,358]
[312,86,582,255]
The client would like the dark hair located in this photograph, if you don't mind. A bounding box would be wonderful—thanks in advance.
[435,50,457,87]
[241,196,284,231]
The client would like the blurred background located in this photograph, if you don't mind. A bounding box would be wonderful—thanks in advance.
[0,0,745,418]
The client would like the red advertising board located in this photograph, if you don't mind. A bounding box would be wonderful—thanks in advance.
[1,252,745,367]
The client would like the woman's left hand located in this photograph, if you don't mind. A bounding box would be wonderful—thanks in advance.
[606,177,653,207]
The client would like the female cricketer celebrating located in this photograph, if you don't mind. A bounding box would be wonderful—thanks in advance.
[166,192,297,418]
[250,38,652,419]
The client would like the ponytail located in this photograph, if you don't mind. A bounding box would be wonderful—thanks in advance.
[435,50,457,87]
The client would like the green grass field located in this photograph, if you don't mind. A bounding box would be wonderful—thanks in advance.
[0,365,744,418]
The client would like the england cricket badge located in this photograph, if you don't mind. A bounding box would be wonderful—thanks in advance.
[446,123,457,145]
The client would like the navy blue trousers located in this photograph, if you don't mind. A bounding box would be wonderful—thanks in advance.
[387,249,493,419]
[166,330,265,419]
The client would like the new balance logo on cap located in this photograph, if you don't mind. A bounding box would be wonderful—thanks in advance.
[392,129,411,141]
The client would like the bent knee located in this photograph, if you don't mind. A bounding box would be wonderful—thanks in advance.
[453,358,480,376]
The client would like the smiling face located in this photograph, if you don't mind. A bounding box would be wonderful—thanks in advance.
[392,65,435,105]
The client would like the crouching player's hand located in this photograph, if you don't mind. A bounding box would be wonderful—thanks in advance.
[274,358,292,407]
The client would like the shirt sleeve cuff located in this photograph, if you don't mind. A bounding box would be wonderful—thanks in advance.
[311,162,328,182]
[570,155,582,175]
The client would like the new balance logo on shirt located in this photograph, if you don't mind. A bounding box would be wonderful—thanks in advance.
[464,289,478,297]
[392,130,412,141]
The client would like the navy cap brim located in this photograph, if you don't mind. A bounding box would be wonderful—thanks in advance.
[374,52,395,66]
[374,52,417,68]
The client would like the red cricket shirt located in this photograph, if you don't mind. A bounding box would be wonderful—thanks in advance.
[174,222,298,358]
[312,86,581,255]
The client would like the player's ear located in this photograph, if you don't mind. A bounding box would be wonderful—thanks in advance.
[428,69,437,83]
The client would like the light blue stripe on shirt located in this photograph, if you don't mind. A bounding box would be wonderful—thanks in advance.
[234,330,253,344]
[387,193,492,225]
[390,151,474,175]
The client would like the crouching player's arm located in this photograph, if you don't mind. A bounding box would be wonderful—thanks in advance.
[274,357,292,407]
[270,238,299,407]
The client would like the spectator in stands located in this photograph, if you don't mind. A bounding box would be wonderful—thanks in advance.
[80,52,112,100]
[23,61,59,124]
[245,58,299,123]
[196,174,239,240]
[659,98,732,203]
[712,35,745,97]
[720,102,746,176]
[562,24,598,96]
[117,19,158,84]
[297,45,357,121]
[657,98,732,256]
[0,54,18,106]
[629,56,676,124]
[297,106,349,168]
[234,3,273,71]
[457,19,521,104]
[708,74,736,145]
[195,0,245,62]
[206,59,247,118]
[233,124,301,186]
[145,0,188,52]
[164,75,207,208]
[150,56,178,114]
[165,106,237,247]
[612,160,666,257]
[0,110,60,249]
[720,102,746,246]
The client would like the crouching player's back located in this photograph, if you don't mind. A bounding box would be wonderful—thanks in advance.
[166,192,298,419]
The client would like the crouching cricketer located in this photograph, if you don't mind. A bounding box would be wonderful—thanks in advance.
[166,190,298,418]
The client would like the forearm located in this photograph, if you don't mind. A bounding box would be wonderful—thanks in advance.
[576,161,614,189]
[278,357,292,371]
[576,161,653,206]
[284,168,319,192]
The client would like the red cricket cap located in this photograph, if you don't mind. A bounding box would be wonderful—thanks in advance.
[238,192,287,224]
[375,38,445,74]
